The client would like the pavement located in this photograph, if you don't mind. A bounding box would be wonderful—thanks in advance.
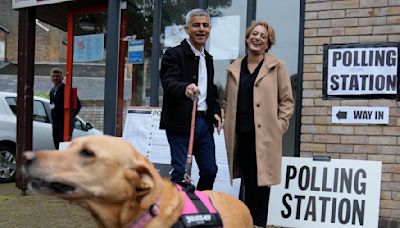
[0,74,132,101]
[0,182,96,228]
[0,182,279,228]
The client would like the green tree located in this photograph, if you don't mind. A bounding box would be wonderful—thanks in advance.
[126,0,232,56]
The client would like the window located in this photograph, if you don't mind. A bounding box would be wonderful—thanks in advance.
[208,0,248,104]
[5,97,16,115]
[5,97,50,123]
[257,0,301,156]
[33,100,50,123]
[74,118,83,130]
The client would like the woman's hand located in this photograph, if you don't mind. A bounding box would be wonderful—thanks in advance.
[214,114,222,134]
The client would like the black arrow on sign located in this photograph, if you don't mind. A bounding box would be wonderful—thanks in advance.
[336,110,347,120]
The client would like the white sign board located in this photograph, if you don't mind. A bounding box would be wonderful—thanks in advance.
[323,43,399,99]
[268,157,382,228]
[122,108,240,197]
[59,141,71,150]
[209,15,240,60]
[73,34,104,62]
[12,0,73,9]
[332,106,389,124]
[164,24,187,48]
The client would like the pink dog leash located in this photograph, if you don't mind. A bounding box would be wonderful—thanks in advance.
[183,96,198,185]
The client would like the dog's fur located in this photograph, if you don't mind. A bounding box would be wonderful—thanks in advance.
[23,135,253,228]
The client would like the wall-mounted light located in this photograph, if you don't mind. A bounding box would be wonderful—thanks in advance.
[78,16,96,32]
[35,19,49,32]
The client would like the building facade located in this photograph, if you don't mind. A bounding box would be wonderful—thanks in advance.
[0,1,66,64]
[302,0,400,226]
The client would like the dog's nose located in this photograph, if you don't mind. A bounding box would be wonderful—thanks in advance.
[23,151,37,166]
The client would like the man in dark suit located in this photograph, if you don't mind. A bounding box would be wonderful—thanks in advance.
[49,68,81,149]
[160,8,222,190]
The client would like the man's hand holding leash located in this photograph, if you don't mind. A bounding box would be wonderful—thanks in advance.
[185,83,222,135]
[185,83,199,99]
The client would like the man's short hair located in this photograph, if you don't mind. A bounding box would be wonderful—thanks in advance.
[185,8,210,25]
[50,67,63,75]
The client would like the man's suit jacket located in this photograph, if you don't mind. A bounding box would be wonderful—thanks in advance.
[50,83,66,126]
[160,39,221,133]
[49,83,81,126]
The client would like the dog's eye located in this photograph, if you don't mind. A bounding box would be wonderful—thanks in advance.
[79,149,95,158]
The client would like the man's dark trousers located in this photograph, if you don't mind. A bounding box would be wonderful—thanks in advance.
[52,122,63,150]
[166,115,217,191]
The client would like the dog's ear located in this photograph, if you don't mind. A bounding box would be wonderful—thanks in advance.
[135,165,154,192]
[124,165,153,190]
[124,168,140,186]
[124,163,158,209]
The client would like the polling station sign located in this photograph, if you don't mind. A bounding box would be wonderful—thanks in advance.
[267,157,381,228]
[323,43,399,99]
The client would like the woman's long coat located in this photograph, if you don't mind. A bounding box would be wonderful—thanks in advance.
[224,53,294,186]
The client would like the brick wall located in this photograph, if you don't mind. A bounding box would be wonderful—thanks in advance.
[0,0,18,62]
[302,0,400,225]
[79,100,132,132]
[79,100,106,131]
[0,1,67,63]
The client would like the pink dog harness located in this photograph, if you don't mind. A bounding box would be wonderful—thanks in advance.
[129,184,222,228]
[172,184,223,228]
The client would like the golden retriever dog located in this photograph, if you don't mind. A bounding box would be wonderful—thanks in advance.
[23,135,253,228]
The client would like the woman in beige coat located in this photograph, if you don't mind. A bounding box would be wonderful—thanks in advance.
[224,21,294,227]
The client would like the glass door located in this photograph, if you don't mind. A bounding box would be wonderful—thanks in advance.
[257,0,301,156]
[207,0,248,104]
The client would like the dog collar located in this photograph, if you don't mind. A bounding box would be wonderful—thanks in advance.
[129,203,160,228]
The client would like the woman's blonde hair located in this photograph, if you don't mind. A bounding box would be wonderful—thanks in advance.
[245,20,276,52]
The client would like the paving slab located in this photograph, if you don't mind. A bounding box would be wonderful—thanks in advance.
[0,182,96,228]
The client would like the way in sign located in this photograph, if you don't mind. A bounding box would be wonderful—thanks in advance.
[332,106,389,124]
[353,110,384,120]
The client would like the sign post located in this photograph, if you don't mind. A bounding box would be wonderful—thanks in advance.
[122,108,241,197]
[268,157,382,228]
[128,39,144,64]
[323,43,399,99]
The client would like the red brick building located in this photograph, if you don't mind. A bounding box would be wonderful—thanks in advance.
[0,1,66,64]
